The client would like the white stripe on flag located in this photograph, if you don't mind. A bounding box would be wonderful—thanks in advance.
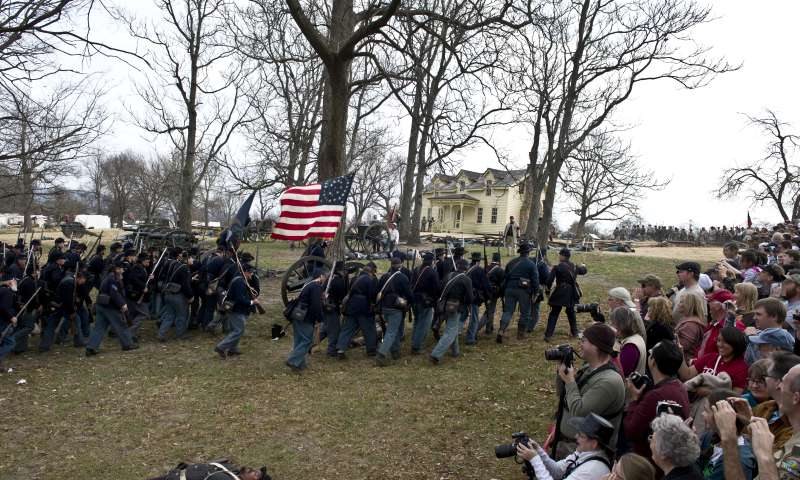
[272,226,339,236]
[276,216,343,225]
[281,192,321,202]
[285,184,321,193]
[278,204,346,214]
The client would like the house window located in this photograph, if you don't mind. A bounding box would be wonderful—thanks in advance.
[491,207,498,224]
[485,180,492,196]
[477,208,483,223]
[519,182,525,194]
[459,181,466,191]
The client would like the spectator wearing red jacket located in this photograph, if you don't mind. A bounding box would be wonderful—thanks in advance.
[696,289,745,359]
[624,340,690,462]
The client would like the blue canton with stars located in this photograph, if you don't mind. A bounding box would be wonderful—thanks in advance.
[318,173,355,206]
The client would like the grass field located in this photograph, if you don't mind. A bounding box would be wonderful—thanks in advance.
[0,241,718,480]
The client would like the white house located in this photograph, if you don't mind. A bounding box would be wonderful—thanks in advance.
[420,168,540,235]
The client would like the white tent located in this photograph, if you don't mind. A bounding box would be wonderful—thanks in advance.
[75,214,111,229]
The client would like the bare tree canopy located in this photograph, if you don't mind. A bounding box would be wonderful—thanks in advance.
[559,132,668,237]
[509,0,736,244]
[717,110,800,223]
[118,0,254,230]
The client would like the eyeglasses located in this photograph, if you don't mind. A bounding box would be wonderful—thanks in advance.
[748,378,767,387]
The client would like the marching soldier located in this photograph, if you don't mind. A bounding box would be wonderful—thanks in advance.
[479,252,505,335]
[430,259,473,365]
[124,252,151,343]
[410,252,440,353]
[158,250,193,342]
[285,267,324,371]
[336,262,378,359]
[87,244,106,291]
[214,263,260,358]
[375,256,413,366]
[200,248,235,332]
[496,242,539,343]
[0,278,17,369]
[465,252,491,345]
[321,260,347,357]
[54,271,89,347]
[47,237,65,264]
[85,261,138,355]
[11,264,39,354]
[38,252,67,352]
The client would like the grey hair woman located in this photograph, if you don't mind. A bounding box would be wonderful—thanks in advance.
[649,414,702,478]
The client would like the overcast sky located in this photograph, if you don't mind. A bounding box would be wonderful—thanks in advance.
[459,0,800,231]
[87,1,800,231]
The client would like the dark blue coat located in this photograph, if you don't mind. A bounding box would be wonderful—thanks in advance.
[165,262,193,298]
[0,286,16,322]
[227,275,253,315]
[56,275,78,314]
[486,264,505,299]
[377,268,413,310]
[297,280,324,323]
[412,264,440,305]
[467,263,492,305]
[503,256,539,293]
[546,261,587,307]
[440,272,474,313]
[343,272,377,317]
[99,274,127,310]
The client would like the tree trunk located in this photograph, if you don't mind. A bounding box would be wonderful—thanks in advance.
[537,167,559,245]
[318,63,350,180]
[398,85,423,241]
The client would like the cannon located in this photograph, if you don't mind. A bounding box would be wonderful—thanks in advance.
[343,222,391,257]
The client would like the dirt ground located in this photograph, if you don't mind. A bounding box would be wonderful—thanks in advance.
[601,245,723,263]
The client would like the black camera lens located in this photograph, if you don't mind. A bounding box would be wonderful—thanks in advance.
[495,443,517,458]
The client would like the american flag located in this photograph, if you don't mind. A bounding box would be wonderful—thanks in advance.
[271,173,355,241]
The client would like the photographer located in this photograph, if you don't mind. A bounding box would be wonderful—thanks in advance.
[516,413,614,480]
[624,340,690,460]
[544,248,587,342]
[554,323,625,458]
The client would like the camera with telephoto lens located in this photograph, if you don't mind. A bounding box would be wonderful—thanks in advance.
[628,371,653,390]
[495,432,531,459]
[575,303,605,323]
[544,344,575,369]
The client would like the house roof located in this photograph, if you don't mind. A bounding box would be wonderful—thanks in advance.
[429,193,480,203]
[426,168,527,193]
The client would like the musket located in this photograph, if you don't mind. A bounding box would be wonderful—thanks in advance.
[81,231,102,264]
[232,247,266,314]
[0,283,32,343]
[139,247,168,304]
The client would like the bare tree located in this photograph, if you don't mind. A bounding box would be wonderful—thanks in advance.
[85,153,104,214]
[227,0,323,191]
[717,110,800,223]
[119,0,254,230]
[510,0,735,244]
[0,79,107,230]
[102,151,144,227]
[133,157,170,223]
[284,0,402,180]
[559,132,668,238]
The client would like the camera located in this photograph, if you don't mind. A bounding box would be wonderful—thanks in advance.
[656,400,682,416]
[628,371,653,390]
[576,303,605,323]
[495,432,531,459]
[544,344,575,369]
[576,303,599,314]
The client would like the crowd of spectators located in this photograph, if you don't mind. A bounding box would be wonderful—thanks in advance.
[517,223,800,479]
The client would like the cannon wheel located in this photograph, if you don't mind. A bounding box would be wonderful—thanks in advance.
[280,257,368,306]
[363,223,390,254]
[344,226,363,253]
[281,256,331,306]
